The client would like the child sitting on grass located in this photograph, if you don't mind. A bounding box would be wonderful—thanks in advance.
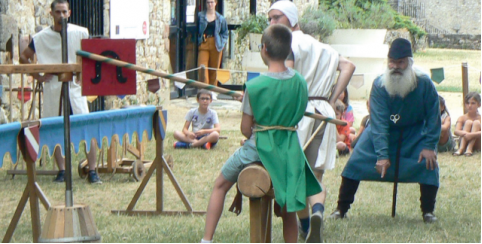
[201,24,325,243]
[173,89,220,150]
[438,95,455,152]
[335,99,351,156]
[453,92,481,156]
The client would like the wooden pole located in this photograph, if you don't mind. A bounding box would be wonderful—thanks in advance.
[462,62,469,114]
[61,18,73,207]
[76,50,347,126]
[20,74,24,121]
[9,74,12,122]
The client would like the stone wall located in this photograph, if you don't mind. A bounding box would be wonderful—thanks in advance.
[428,34,481,50]
[0,0,171,122]
[1,0,320,122]
[422,0,480,35]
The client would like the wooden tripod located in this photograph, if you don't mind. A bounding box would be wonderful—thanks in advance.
[111,109,205,216]
[2,158,51,243]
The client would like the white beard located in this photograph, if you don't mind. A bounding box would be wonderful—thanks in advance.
[381,65,417,98]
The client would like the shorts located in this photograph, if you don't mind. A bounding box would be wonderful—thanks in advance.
[437,133,455,152]
[221,140,261,182]
[197,135,218,147]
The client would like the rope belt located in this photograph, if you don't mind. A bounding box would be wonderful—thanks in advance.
[253,124,297,132]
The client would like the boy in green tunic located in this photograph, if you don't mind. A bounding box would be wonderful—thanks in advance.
[201,24,325,243]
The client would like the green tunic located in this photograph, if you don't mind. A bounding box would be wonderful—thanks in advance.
[246,71,322,213]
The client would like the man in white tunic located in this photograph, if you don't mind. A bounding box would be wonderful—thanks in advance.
[268,0,356,239]
[20,0,100,183]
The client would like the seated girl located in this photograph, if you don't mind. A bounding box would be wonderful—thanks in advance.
[453,92,481,156]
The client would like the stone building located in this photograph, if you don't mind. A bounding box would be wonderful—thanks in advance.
[0,0,317,122]
[390,0,481,35]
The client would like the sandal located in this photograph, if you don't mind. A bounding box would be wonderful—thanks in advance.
[465,152,473,157]
[452,151,462,156]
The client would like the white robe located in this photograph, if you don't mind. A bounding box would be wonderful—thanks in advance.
[33,24,89,118]
[291,30,339,170]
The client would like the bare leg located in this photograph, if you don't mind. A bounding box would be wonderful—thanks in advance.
[192,132,219,147]
[203,173,235,241]
[87,139,97,170]
[54,146,65,171]
[337,141,347,151]
[297,171,325,226]
[173,131,196,143]
[465,120,481,154]
[456,120,473,154]
[280,207,298,243]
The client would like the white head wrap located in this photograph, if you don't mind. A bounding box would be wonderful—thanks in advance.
[268,0,298,27]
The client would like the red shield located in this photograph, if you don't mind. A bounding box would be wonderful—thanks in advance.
[81,39,136,96]
[17,125,40,164]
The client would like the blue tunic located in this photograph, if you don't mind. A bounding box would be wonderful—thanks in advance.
[342,74,441,187]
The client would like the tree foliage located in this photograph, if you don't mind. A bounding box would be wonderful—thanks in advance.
[319,0,426,37]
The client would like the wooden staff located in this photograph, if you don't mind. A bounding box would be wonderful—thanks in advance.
[392,129,403,217]
[76,50,347,126]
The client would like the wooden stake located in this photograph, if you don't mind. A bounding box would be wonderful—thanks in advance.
[462,62,469,114]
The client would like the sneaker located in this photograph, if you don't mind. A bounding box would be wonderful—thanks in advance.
[298,221,308,240]
[306,211,323,243]
[423,212,437,223]
[53,171,65,183]
[203,142,212,150]
[173,141,191,149]
[328,209,346,219]
[88,171,102,184]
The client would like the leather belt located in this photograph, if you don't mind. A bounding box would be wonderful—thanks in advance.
[308,96,328,101]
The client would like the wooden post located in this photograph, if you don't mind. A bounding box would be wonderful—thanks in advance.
[462,62,469,114]
[20,74,24,121]
[238,164,274,243]
[26,157,41,242]
[249,198,264,243]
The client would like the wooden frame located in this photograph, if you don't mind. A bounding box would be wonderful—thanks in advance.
[2,153,51,243]
[111,110,205,216]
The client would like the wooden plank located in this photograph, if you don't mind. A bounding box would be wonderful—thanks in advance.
[46,206,59,240]
[40,206,53,240]
[110,210,206,216]
[64,207,74,238]
[53,207,65,239]
[77,207,87,237]
[126,144,140,158]
[2,186,29,243]
[26,159,41,242]
[35,182,51,210]
[72,207,82,238]
[126,160,156,211]
[0,64,81,74]
[161,156,193,211]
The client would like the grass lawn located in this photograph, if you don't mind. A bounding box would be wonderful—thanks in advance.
[0,130,480,243]
[414,48,481,93]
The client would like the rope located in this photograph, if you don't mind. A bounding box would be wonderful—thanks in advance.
[253,124,297,132]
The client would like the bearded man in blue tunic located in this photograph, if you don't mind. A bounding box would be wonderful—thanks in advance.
[329,38,441,223]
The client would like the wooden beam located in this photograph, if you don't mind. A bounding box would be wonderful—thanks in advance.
[0,64,81,75]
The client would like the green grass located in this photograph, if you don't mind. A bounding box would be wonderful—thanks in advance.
[0,130,480,243]
[414,48,481,93]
